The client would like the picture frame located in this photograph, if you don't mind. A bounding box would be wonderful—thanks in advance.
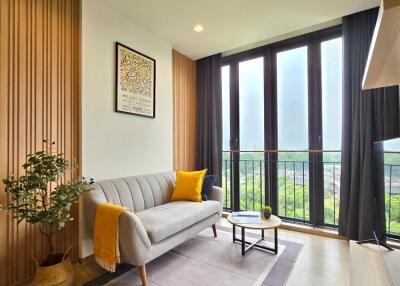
[115,42,156,118]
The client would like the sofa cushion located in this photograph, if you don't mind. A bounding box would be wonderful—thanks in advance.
[135,200,220,243]
[170,170,207,202]
[201,175,216,201]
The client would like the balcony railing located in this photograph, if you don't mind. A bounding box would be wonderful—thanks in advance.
[222,150,400,239]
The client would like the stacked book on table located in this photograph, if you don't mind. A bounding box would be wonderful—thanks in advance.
[232,211,261,224]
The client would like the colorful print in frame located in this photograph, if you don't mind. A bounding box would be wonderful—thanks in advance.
[116,42,156,118]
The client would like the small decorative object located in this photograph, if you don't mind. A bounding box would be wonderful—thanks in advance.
[0,140,94,286]
[116,42,156,118]
[262,205,272,219]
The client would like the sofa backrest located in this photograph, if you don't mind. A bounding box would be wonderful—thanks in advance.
[86,172,176,212]
[82,172,176,247]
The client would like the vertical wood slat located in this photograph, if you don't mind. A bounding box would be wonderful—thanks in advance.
[0,0,80,285]
[172,50,197,171]
[0,0,10,285]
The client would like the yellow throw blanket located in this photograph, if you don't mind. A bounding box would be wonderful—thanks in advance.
[94,203,127,272]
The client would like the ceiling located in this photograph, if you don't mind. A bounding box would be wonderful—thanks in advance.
[100,0,379,60]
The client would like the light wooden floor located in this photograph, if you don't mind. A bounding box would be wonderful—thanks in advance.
[217,218,350,286]
[284,230,349,286]
[76,218,350,286]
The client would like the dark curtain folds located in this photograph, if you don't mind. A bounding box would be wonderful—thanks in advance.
[195,54,223,186]
[339,8,400,241]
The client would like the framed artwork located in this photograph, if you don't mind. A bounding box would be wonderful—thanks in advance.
[116,42,156,118]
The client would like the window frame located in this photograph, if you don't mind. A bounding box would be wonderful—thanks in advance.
[221,25,343,227]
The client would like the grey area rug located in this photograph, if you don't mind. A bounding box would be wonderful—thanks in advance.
[83,226,303,286]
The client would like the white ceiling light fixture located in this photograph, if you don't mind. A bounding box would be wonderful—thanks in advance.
[193,24,204,32]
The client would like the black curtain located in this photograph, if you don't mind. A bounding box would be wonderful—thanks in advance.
[339,8,400,241]
[195,54,222,186]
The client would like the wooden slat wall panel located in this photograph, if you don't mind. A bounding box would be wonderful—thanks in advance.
[0,0,80,285]
[172,50,196,171]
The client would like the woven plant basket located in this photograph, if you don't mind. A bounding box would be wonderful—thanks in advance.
[30,246,74,286]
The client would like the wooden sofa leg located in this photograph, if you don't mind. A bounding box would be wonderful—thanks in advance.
[139,264,147,286]
[212,224,217,238]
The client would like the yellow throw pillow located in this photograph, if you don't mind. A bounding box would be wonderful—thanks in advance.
[171,169,207,202]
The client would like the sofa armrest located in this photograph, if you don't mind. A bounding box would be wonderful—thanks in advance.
[119,210,152,266]
[83,193,105,237]
[209,186,224,212]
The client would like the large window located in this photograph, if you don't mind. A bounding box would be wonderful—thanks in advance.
[238,57,264,210]
[239,57,264,151]
[222,66,230,151]
[321,38,342,151]
[384,139,400,237]
[221,26,343,228]
[321,37,343,225]
[277,47,309,150]
[277,46,310,221]
[221,65,231,209]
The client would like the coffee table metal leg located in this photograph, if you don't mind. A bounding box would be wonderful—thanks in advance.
[241,227,245,256]
[231,224,279,256]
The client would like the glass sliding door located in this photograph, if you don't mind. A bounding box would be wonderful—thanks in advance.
[321,37,343,226]
[276,46,310,222]
[238,57,265,211]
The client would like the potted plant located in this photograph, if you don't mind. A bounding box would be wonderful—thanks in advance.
[0,140,93,286]
[262,205,272,219]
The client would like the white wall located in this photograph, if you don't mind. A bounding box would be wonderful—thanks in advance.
[80,0,173,257]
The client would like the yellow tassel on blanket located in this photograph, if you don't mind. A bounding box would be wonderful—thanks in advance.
[94,203,127,272]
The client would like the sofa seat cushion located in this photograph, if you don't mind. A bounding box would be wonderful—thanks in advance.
[135,200,220,243]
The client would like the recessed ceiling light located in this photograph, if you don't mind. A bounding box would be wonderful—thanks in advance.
[193,25,204,33]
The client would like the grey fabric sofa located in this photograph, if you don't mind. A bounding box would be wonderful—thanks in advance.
[83,172,224,286]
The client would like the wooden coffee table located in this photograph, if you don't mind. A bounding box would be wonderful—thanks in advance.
[227,213,282,256]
